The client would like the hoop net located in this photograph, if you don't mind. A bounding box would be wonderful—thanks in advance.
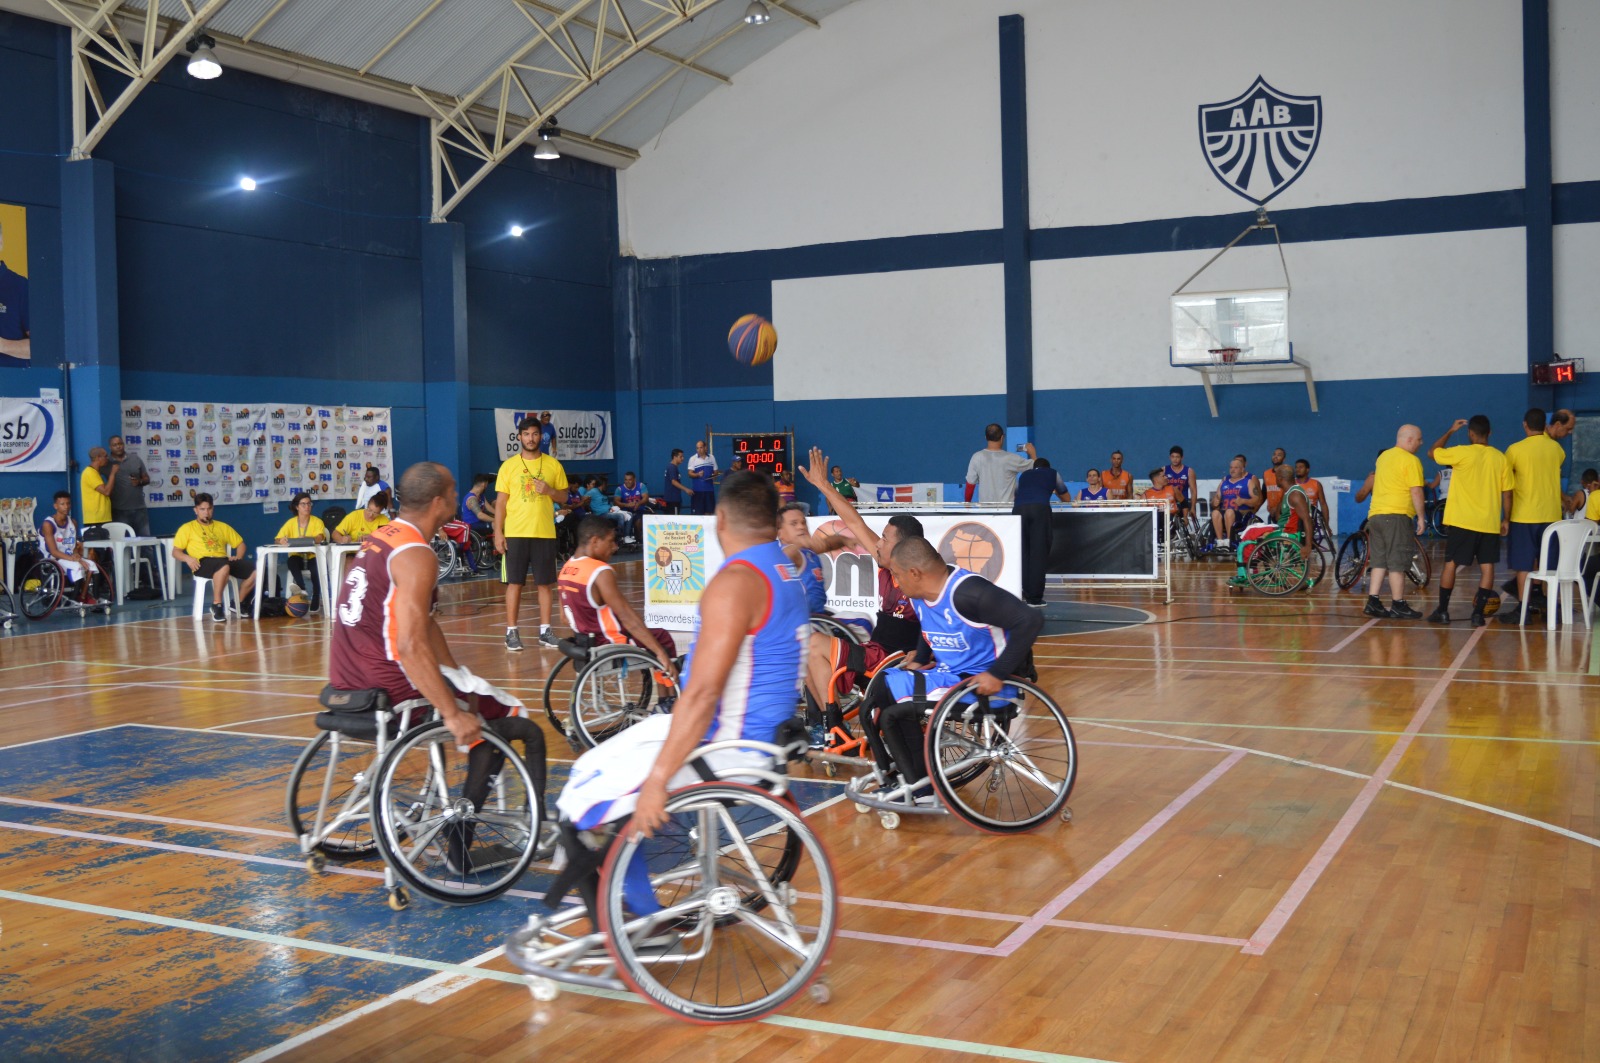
[1207,347,1241,383]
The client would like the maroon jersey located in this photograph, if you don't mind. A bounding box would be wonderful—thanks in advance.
[873,565,920,653]
[330,520,434,704]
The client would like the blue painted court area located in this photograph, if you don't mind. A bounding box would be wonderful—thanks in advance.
[0,725,840,1062]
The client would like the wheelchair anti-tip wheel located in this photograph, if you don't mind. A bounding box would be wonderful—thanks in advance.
[925,677,1078,834]
[598,782,836,1023]
[373,721,541,905]
[570,648,680,749]
[286,730,380,863]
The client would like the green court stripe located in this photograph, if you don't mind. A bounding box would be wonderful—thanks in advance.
[1075,716,1600,747]
[0,888,1116,1063]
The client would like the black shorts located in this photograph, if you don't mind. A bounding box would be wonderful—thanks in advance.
[502,536,557,586]
[1444,526,1501,567]
[196,556,255,580]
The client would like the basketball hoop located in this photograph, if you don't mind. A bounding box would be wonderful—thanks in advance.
[1208,347,1241,383]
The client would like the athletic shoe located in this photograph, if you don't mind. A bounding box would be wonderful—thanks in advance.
[911,792,940,808]
[538,630,561,649]
[807,724,828,750]
[505,629,524,652]
[1499,610,1525,625]
[1388,601,1423,620]
[1363,598,1388,619]
[1470,610,1487,628]
[445,840,521,876]
[1500,579,1519,598]
[1426,606,1451,624]
[211,603,226,623]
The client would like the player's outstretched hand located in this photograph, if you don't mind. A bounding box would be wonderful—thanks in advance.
[799,447,830,490]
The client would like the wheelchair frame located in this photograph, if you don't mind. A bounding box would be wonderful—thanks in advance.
[16,552,113,620]
[544,636,681,751]
[1226,525,1322,597]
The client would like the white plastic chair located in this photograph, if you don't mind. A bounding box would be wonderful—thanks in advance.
[1521,519,1598,631]
[191,570,241,618]
[102,521,155,596]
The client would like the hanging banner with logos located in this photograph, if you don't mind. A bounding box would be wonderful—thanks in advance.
[0,394,65,472]
[120,400,392,508]
[493,407,614,462]
[640,511,1020,628]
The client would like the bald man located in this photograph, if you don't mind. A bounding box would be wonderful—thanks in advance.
[1363,424,1427,620]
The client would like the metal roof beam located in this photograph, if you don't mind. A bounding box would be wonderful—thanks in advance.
[515,0,730,87]
[768,1,820,30]
[590,14,748,138]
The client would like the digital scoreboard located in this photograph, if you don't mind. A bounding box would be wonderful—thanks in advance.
[1530,357,1583,386]
[732,433,791,476]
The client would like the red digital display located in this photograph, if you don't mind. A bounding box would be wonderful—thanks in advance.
[1530,358,1583,385]
[733,434,790,476]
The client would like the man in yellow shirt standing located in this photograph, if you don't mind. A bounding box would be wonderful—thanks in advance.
[1426,416,1511,627]
[1364,424,1427,620]
[494,414,568,652]
[1503,408,1568,621]
[79,447,117,529]
[172,493,258,623]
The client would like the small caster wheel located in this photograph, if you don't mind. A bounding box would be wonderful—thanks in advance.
[527,976,559,1002]
[823,761,838,779]
[1060,805,1073,823]
[853,802,870,814]
[388,886,409,911]
[808,980,832,1005]
[102,605,112,615]
[879,811,900,831]
[306,853,327,875]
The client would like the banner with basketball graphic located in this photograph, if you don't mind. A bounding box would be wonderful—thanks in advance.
[641,517,723,628]
[0,394,65,472]
[120,400,393,508]
[493,408,613,461]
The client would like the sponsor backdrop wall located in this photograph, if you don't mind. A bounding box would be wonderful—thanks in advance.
[615,0,1599,502]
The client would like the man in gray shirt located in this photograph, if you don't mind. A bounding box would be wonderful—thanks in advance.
[107,435,151,536]
[964,423,1036,505]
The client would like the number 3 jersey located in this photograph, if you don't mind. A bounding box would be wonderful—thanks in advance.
[329,519,436,703]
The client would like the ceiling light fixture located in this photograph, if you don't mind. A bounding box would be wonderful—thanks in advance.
[238,176,257,191]
[186,34,222,80]
[509,225,525,238]
[743,1,771,25]
[533,119,561,160]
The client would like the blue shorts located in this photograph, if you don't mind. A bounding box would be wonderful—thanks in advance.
[881,667,1018,705]
[1507,522,1554,573]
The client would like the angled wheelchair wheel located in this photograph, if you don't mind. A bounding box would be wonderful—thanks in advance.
[925,678,1076,834]
[571,648,679,749]
[1246,537,1309,597]
[285,730,378,863]
[1406,537,1431,589]
[1335,533,1367,591]
[373,721,541,905]
[19,559,63,621]
[808,615,865,646]
[600,782,836,1023]
[541,654,577,739]
[432,536,459,579]
[1304,541,1327,588]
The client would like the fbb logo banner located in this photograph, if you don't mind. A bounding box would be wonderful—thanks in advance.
[493,407,614,460]
[0,395,65,472]
[1199,77,1322,205]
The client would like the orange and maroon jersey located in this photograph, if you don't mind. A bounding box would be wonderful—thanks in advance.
[559,554,625,643]
[329,520,435,703]
[1300,478,1324,506]
[1102,469,1133,500]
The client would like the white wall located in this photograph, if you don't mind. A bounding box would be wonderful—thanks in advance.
[1554,222,1600,361]
[1031,227,1527,389]
[1553,0,1600,184]
[771,264,1005,401]
[620,0,1003,258]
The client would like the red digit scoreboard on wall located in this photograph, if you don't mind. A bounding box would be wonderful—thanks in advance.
[1530,358,1583,385]
[732,434,791,476]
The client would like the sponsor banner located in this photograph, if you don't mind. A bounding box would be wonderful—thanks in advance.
[0,394,65,472]
[494,408,613,461]
[121,400,392,507]
[857,482,943,505]
[641,511,1020,628]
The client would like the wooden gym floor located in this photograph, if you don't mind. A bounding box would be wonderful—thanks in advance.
[2,547,1598,1062]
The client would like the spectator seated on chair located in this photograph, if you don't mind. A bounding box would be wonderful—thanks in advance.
[39,490,104,604]
[613,472,652,544]
[273,491,328,612]
[581,476,631,538]
[333,493,391,544]
[172,492,258,623]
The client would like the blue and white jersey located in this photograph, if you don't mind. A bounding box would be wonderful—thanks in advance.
[793,546,828,613]
[682,539,809,743]
[910,567,1004,676]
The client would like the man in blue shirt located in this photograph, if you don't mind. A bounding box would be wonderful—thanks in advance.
[613,471,651,544]
[1013,457,1070,606]
[0,220,29,368]
[539,412,557,455]
[686,440,717,515]
[660,449,688,514]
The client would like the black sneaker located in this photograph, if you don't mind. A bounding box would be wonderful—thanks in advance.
[538,630,561,649]
[1363,598,1388,619]
[505,629,524,652]
[211,603,226,623]
[1426,606,1451,624]
[444,840,521,876]
[1389,601,1423,620]
[1470,611,1486,628]
[1499,610,1525,625]
[1500,579,1518,598]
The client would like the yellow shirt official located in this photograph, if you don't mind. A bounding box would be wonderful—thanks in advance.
[1586,490,1600,522]
[275,515,328,558]
[1369,447,1423,518]
[1505,434,1566,524]
[173,520,242,560]
[336,511,390,542]
[1433,444,1511,535]
[496,452,568,539]
[81,468,111,525]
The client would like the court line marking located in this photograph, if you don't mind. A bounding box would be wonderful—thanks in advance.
[992,751,1246,957]
[0,723,129,754]
[1241,627,1487,954]
[0,689,104,712]
[0,796,296,839]
[205,711,320,729]
[1042,659,1600,689]
[0,887,1120,1063]
[1074,715,1600,747]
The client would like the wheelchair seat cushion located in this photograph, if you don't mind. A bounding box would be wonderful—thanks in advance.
[318,685,390,714]
[313,711,379,739]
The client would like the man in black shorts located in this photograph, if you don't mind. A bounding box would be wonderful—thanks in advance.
[494,415,569,651]
[1427,416,1511,627]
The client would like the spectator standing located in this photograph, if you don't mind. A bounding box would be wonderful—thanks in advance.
[1426,417,1510,627]
[1363,425,1426,620]
[686,439,717,516]
[661,449,688,514]
[965,424,1035,505]
[539,411,558,455]
[355,466,392,511]
[80,446,116,530]
[1100,450,1133,501]
[494,415,569,651]
[1014,457,1069,606]
[106,435,151,537]
[1503,408,1567,617]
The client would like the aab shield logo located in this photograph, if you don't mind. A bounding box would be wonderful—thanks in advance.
[1199,77,1322,205]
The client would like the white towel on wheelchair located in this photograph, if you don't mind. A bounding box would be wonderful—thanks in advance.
[440,664,527,719]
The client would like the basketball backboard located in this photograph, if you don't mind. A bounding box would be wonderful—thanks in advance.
[1170,287,1290,366]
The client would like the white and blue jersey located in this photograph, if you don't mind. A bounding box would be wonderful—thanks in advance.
[883,567,1010,703]
[793,546,828,614]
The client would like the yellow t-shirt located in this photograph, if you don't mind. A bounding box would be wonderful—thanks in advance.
[1369,447,1424,518]
[81,468,111,525]
[1505,433,1566,524]
[1434,444,1511,535]
[496,453,568,539]
[1587,490,1600,522]
[336,511,390,542]
[274,515,328,558]
[173,520,242,560]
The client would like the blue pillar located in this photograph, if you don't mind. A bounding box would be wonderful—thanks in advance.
[612,256,644,484]
[1523,0,1553,379]
[421,221,470,480]
[60,158,121,472]
[998,15,1033,435]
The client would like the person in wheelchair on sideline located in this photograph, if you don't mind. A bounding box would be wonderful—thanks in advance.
[329,461,548,872]
[39,490,104,604]
[557,515,679,674]
[1228,460,1315,591]
[536,471,808,923]
[863,534,1044,795]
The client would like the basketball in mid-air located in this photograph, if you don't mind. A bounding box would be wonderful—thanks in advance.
[728,314,777,366]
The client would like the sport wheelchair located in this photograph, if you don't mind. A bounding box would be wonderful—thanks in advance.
[541,635,681,752]
[505,722,836,1023]
[16,550,113,620]
[1226,522,1324,597]
[846,670,1077,833]
[286,686,545,910]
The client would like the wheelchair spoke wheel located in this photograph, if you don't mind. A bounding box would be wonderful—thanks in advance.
[1407,537,1432,589]
[285,730,378,862]
[19,559,62,620]
[571,649,678,749]
[374,722,540,905]
[1335,533,1367,591]
[432,537,458,579]
[601,783,836,1023]
[0,581,19,628]
[541,654,576,738]
[926,679,1076,834]
[1246,537,1309,597]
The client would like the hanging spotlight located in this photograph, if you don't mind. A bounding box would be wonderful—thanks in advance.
[743,1,771,25]
[509,225,525,238]
[186,34,222,80]
[238,176,257,191]
[533,119,561,160]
